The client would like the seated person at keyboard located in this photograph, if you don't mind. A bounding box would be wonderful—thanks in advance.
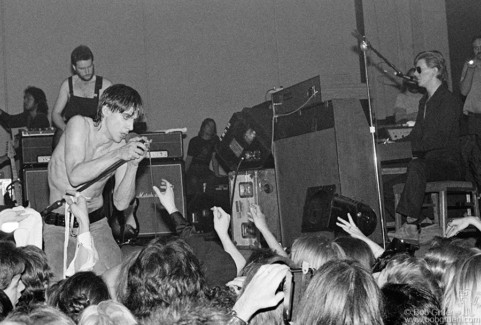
[390,51,464,241]
[393,68,424,124]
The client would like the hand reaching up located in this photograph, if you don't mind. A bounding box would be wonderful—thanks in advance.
[153,179,177,214]
[247,203,268,231]
[64,193,90,233]
[336,213,366,240]
[212,206,230,237]
[233,264,289,322]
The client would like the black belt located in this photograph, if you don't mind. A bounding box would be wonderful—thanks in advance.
[43,208,104,228]
[466,112,481,118]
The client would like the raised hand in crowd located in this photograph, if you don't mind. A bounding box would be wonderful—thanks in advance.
[63,193,99,275]
[247,204,288,258]
[212,206,246,274]
[231,263,289,324]
[64,193,90,235]
[153,179,178,214]
[336,213,384,258]
[446,215,481,237]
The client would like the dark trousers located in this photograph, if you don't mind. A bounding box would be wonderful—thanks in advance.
[395,157,464,221]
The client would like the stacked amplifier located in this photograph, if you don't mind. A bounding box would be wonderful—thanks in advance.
[120,131,187,238]
[19,128,55,211]
[20,129,186,222]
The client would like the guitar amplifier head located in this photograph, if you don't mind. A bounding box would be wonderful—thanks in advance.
[141,132,183,160]
[20,134,53,165]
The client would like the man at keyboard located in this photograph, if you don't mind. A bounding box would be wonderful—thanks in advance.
[390,51,464,242]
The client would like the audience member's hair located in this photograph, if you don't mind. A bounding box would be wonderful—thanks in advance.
[295,259,384,325]
[24,86,49,115]
[114,251,140,305]
[78,300,137,325]
[378,253,441,298]
[94,84,143,124]
[0,241,25,291]
[17,245,53,308]
[382,283,444,325]
[204,286,237,312]
[290,234,345,270]
[424,240,476,292]
[71,45,94,66]
[141,300,228,325]
[48,271,110,323]
[443,253,481,324]
[334,236,375,270]
[3,303,75,325]
[414,50,448,82]
[118,236,206,319]
[240,248,280,277]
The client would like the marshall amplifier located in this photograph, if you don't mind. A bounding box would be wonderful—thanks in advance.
[141,132,183,160]
[20,129,55,166]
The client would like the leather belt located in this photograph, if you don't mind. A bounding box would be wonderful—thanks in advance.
[43,208,104,227]
[466,111,481,117]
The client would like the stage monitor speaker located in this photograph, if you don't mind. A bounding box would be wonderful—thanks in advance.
[228,168,280,248]
[216,108,274,172]
[302,185,377,236]
[134,161,186,237]
[274,99,382,247]
[22,167,49,212]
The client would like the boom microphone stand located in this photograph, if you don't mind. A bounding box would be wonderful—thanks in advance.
[353,31,416,249]
[354,31,396,249]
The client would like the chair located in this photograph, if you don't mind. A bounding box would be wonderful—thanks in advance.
[393,181,480,237]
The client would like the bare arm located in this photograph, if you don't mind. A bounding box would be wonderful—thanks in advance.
[99,77,113,95]
[460,61,477,97]
[248,204,288,258]
[446,216,481,237]
[111,134,149,210]
[64,116,148,188]
[64,194,97,274]
[336,214,385,258]
[212,206,246,274]
[112,163,138,211]
[51,79,69,130]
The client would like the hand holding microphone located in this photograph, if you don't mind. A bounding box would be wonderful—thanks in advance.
[122,132,151,163]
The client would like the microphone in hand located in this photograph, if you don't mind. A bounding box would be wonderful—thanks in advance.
[125,132,151,153]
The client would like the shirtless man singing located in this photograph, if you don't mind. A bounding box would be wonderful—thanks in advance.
[44,84,148,280]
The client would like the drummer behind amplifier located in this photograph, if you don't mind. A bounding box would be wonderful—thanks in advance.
[141,132,183,159]
[21,134,54,165]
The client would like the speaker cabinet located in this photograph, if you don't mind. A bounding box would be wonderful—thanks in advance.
[20,135,53,165]
[22,167,50,212]
[229,168,280,248]
[134,161,186,237]
[274,99,381,247]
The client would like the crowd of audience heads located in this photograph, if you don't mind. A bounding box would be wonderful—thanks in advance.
[3,181,481,325]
